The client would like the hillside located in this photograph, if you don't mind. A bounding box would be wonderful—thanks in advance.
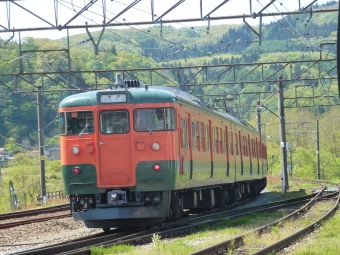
[0,0,338,150]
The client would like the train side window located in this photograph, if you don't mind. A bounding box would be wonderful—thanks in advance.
[200,122,205,152]
[59,113,66,135]
[235,133,239,155]
[220,128,223,154]
[225,128,229,155]
[258,141,261,159]
[101,110,129,134]
[243,136,247,156]
[165,108,175,130]
[222,130,226,154]
[182,118,187,149]
[60,111,94,135]
[196,122,199,150]
[134,108,175,132]
[229,131,233,155]
[216,127,220,153]
[206,125,210,152]
[192,122,196,150]
[212,127,216,152]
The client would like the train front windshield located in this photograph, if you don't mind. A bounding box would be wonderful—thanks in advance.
[134,108,175,132]
[59,111,94,135]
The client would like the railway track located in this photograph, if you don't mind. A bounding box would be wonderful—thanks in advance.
[190,186,339,255]
[0,204,70,229]
[14,189,330,255]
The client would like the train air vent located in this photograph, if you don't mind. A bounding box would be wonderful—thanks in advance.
[123,80,143,88]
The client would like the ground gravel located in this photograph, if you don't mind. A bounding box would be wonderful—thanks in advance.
[0,217,102,255]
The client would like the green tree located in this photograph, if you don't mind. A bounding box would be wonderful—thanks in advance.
[4,138,22,152]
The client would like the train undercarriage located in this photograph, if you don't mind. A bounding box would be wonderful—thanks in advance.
[70,178,267,230]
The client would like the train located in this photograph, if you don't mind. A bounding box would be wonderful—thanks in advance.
[59,74,268,231]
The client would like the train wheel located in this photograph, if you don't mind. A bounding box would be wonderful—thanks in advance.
[169,191,183,219]
[103,228,110,233]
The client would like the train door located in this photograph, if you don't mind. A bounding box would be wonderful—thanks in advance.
[255,137,260,175]
[225,126,230,177]
[96,108,134,188]
[187,113,193,179]
[178,112,192,178]
[239,131,244,176]
[228,128,236,181]
[234,130,242,179]
[208,120,213,178]
[248,134,252,175]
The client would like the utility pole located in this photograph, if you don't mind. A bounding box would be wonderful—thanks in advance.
[278,76,289,192]
[37,85,46,205]
[256,100,261,135]
[316,120,320,180]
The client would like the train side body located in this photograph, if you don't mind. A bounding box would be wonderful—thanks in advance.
[59,84,267,229]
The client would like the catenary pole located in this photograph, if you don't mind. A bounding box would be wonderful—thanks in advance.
[278,76,288,192]
[37,85,46,205]
[316,120,321,180]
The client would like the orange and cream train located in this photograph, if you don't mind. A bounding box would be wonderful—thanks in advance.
[59,74,267,231]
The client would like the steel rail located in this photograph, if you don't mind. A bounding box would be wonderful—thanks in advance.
[251,188,340,255]
[0,211,71,229]
[188,187,326,255]
[0,204,69,221]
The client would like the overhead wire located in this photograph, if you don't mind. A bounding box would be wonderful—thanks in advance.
[59,0,256,60]
[108,0,258,57]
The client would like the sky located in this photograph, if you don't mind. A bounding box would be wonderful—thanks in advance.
[0,0,335,41]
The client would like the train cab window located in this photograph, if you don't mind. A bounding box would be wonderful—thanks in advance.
[59,111,94,135]
[100,111,129,134]
[134,108,175,132]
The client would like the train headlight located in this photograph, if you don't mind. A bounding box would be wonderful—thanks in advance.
[153,164,161,171]
[71,145,80,154]
[151,142,160,151]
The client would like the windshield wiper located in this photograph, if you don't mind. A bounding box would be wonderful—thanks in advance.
[78,123,89,137]
[141,119,154,135]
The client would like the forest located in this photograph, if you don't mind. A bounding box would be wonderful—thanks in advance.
[0,1,339,210]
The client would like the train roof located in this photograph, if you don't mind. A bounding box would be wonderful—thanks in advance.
[59,87,176,108]
[59,74,255,130]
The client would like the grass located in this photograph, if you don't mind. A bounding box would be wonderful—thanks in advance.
[290,209,340,254]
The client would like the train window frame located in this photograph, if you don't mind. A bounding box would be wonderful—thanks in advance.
[134,107,175,132]
[59,111,94,135]
[100,110,129,134]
